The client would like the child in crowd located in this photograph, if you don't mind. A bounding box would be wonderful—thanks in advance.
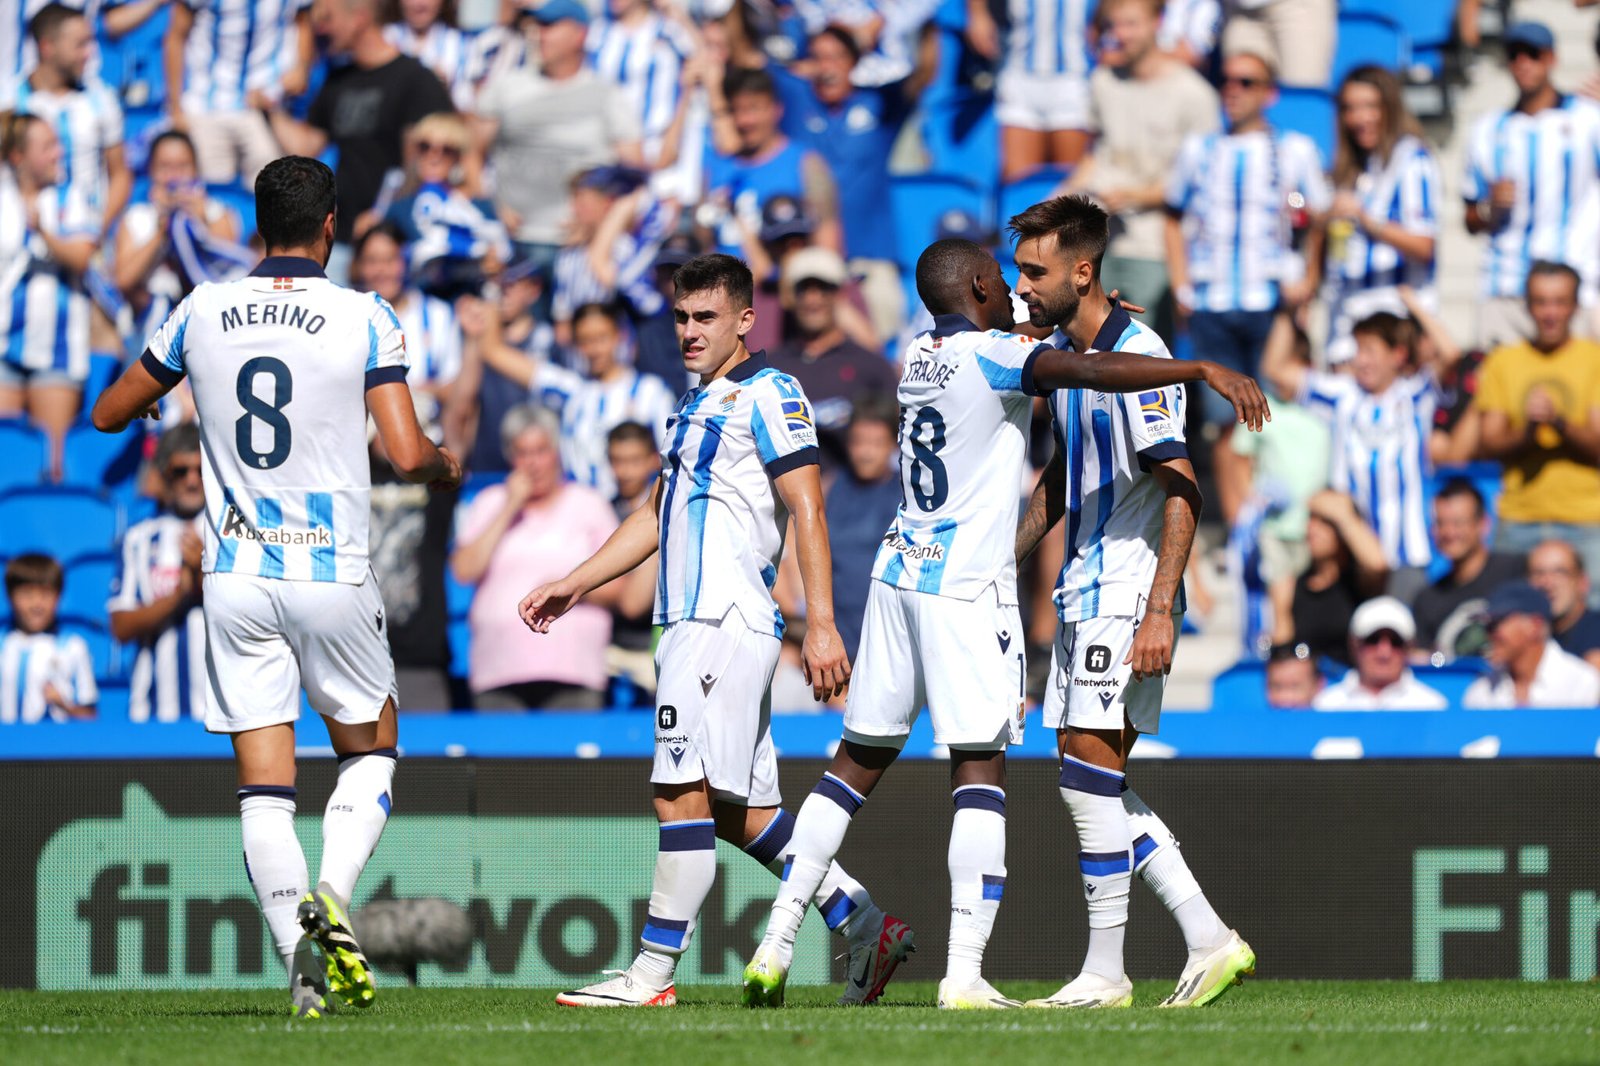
[1,554,97,723]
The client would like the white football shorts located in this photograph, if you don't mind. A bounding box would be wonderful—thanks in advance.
[202,570,397,733]
[652,607,783,806]
[995,68,1093,132]
[1041,612,1181,734]
[844,580,1026,751]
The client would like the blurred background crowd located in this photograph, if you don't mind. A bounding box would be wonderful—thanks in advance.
[6,0,1600,723]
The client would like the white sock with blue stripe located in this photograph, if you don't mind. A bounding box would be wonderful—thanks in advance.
[947,784,1007,985]
[1060,754,1132,981]
[743,808,881,943]
[759,772,866,966]
[1124,787,1227,956]
[633,819,718,990]
[317,748,398,905]
[238,786,308,967]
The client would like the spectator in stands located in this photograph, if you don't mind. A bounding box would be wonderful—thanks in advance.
[1165,48,1328,525]
[451,404,620,710]
[473,0,641,272]
[702,67,842,263]
[1474,261,1600,594]
[1264,640,1323,708]
[0,553,97,723]
[744,195,878,355]
[384,0,474,111]
[1528,540,1600,671]
[1325,66,1440,364]
[457,255,558,475]
[1291,490,1389,667]
[1463,22,1600,348]
[1464,580,1600,708]
[772,247,898,465]
[826,395,901,662]
[0,113,97,473]
[262,0,454,282]
[1412,479,1524,663]
[1403,285,1481,466]
[166,0,312,188]
[107,423,206,723]
[602,420,661,706]
[588,0,694,168]
[966,0,1092,181]
[19,4,129,229]
[551,165,664,342]
[1263,311,1435,598]
[1313,596,1448,710]
[1218,0,1334,89]
[1068,0,1218,343]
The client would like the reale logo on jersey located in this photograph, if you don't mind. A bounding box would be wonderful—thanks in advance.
[781,400,814,436]
[1084,644,1112,674]
[1137,391,1172,425]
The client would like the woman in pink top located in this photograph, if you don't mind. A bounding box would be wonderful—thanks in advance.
[451,404,620,708]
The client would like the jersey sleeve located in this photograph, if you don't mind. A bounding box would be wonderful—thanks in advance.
[1462,117,1493,204]
[1398,147,1441,236]
[749,375,820,477]
[140,292,197,385]
[365,293,410,389]
[1121,384,1188,467]
[1164,134,1205,213]
[978,331,1048,397]
[106,530,142,612]
[66,637,98,708]
[1300,369,1351,414]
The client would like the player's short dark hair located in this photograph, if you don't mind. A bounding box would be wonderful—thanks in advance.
[915,238,997,316]
[254,156,337,251]
[1350,311,1409,350]
[812,25,862,63]
[722,66,777,102]
[572,301,626,329]
[153,422,202,473]
[29,3,83,44]
[1526,259,1582,296]
[5,553,63,595]
[607,420,655,450]
[848,393,898,433]
[673,253,754,311]
[1007,195,1110,277]
[1434,477,1486,518]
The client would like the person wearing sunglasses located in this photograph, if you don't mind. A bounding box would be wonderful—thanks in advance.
[1463,21,1600,350]
[1312,596,1446,710]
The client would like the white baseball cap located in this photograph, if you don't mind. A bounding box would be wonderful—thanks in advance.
[1349,596,1415,644]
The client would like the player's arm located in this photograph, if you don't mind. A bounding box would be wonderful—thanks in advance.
[775,463,850,701]
[519,480,663,633]
[1026,346,1271,431]
[1128,457,1201,682]
[1016,448,1065,564]
[92,356,175,432]
[367,380,462,487]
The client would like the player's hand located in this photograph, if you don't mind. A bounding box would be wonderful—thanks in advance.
[801,622,851,702]
[519,577,585,633]
[138,403,163,421]
[1105,288,1146,316]
[429,447,464,491]
[1198,361,1271,431]
[1125,612,1174,683]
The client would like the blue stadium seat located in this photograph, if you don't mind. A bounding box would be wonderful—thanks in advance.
[81,353,122,411]
[0,487,120,561]
[0,421,48,493]
[889,173,991,278]
[62,553,118,621]
[996,167,1073,271]
[97,680,130,721]
[206,181,256,238]
[1392,0,1454,52]
[1332,13,1409,88]
[446,571,475,621]
[61,422,146,492]
[1267,88,1336,170]
[448,618,471,681]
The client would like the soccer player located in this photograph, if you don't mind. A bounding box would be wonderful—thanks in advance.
[1013,194,1254,1009]
[519,254,907,1008]
[90,156,463,1019]
[742,238,1268,1009]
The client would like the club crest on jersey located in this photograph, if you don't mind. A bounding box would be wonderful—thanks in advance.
[720,389,741,412]
[1138,391,1172,424]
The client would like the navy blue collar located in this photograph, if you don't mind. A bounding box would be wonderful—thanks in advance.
[1089,304,1132,352]
[724,351,769,383]
[931,313,980,339]
[250,256,327,279]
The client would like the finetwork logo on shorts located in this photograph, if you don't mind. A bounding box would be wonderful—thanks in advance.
[219,503,333,547]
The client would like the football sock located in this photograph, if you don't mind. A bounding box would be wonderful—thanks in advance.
[1060,754,1132,981]
[1123,786,1228,954]
[760,773,865,964]
[634,819,718,990]
[317,748,398,905]
[946,784,1007,985]
[238,786,309,967]
[743,807,880,943]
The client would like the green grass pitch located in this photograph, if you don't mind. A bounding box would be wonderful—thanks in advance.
[2,982,1594,1065]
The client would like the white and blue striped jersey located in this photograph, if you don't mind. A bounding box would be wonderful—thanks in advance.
[393,289,462,391]
[384,21,474,110]
[1048,307,1188,623]
[1330,135,1439,298]
[1302,370,1436,570]
[464,24,527,100]
[0,168,97,379]
[107,513,207,722]
[872,315,1047,604]
[14,78,122,208]
[1165,127,1331,312]
[178,0,308,114]
[536,364,677,497]
[1004,0,1091,78]
[552,195,675,321]
[653,354,819,637]
[587,14,687,163]
[1157,0,1220,61]
[1463,96,1600,299]
[0,628,97,724]
[141,256,410,584]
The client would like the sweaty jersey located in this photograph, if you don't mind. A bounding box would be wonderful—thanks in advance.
[1048,306,1188,622]
[654,354,819,637]
[872,314,1049,604]
[142,256,409,585]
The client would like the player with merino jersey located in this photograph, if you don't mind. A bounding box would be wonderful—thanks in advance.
[742,238,1269,1009]
[91,157,462,1020]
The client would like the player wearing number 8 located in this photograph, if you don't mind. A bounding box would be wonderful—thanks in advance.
[91,156,463,1020]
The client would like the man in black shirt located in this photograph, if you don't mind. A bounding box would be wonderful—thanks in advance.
[1529,540,1600,669]
[1411,480,1524,661]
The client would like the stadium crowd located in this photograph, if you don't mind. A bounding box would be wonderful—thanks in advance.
[4,0,1600,723]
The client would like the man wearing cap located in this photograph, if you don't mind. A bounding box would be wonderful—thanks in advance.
[1312,597,1448,710]
[1463,21,1600,348]
[1465,580,1600,708]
